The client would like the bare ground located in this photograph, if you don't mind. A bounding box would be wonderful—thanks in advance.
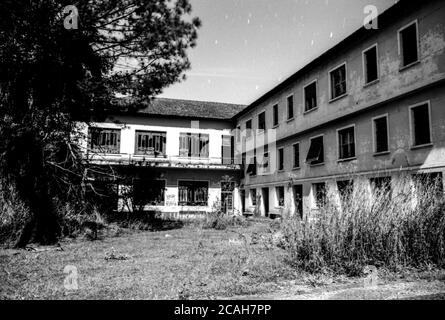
[1,219,444,300]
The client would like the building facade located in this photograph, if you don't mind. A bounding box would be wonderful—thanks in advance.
[83,0,445,220]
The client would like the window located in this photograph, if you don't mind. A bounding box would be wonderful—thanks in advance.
[313,182,326,208]
[276,186,285,207]
[412,172,443,196]
[260,145,270,173]
[410,102,432,147]
[293,143,300,168]
[293,185,303,218]
[373,115,389,154]
[399,21,419,68]
[179,133,209,158]
[246,151,257,176]
[246,119,252,138]
[363,44,379,84]
[178,181,208,206]
[304,81,317,111]
[370,177,392,196]
[287,95,294,120]
[273,104,279,127]
[133,180,166,206]
[89,128,121,154]
[329,63,347,100]
[337,180,354,205]
[306,136,324,165]
[250,189,257,206]
[222,135,234,164]
[338,126,356,160]
[278,148,284,171]
[135,131,166,156]
[258,111,266,131]
[221,181,235,212]
[236,126,241,142]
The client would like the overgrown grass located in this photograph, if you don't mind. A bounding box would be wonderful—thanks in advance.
[281,175,445,275]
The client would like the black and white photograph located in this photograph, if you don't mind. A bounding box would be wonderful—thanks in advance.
[1,0,445,306]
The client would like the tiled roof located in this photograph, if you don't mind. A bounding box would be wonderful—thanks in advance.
[118,97,246,120]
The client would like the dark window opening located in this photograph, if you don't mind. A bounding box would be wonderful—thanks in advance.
[250,189,257,206]
[133,180,166,207]
[411,103,431,146]
[178,181,208,206]
[370,177,392,197]
[278,148,284,171]
[258,112,266,131]
[222,135,235,164]
[273,104,279,127]
[374,116,389,153]
[364,46,378,83]
[330,64,347,99]
[306,136,324,165]
[313,182,327,208]
[89,128,121,154]
[179,133,209,158]
[304,82,317,111]
[293,185,303,218]
[287,96,294,119]
[135,131,166,156]
[87,180,119,212]
[246,152,257,176]
[338,126,356,160]
[221,181,235,212]
[337,180,354,205]
[293,143,300,168]
[260,145,270,173]
[412,172,443,196]
[246,120,252,138]
[400,23,418,67]
[276,186,285,207]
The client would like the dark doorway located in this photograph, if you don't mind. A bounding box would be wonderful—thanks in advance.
[293,185,303,218]
[240,189,246,214]
[261,187,269,217]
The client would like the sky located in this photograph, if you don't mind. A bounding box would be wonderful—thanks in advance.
[159,0,396,105]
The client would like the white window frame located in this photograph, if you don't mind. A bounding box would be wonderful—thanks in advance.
[372,113,390,155]
[397,19,420,70]
[303,79,318,113]
[292,142,301,169]
[336,124,357,161]
[362,43,380,86]
[286,94,295,121]
[328,62,348,102]
[408,100,433,149]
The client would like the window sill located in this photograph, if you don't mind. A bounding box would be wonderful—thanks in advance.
[292,166,301,171]
[373,151,390,157]
[364,79,379,88]
[287,117,295,122]
[309,162,325,167]
[272,124,279,129]
[338,157,357,163]
[399,60,420,72]
[257,130,265,135]
[410,143,433,150]
[278,169,285,173]
[304,107,318,115]
[329,93,348,103]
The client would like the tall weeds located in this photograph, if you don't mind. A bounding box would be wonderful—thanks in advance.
[281,175,445,274]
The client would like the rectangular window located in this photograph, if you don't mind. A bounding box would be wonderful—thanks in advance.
[273,104,279,127]
[330,64,347,100]
[246,151,257,176]
[179,133,209,158]
[135,131,166,156]
[293,185,303,218]
[133,180,166,206]
[278,148,284,171]
[306,136,324,165]
[89,128,121,154]
[260,145,270,173]
[304,81,317,111]
[363,45,378,84]
[337,180,354,205]
[287,95,294,120]
[313,182,326,208]
[370,177,392,196]
[373,115,389,153]
[399,21,419,67]
[246,119,252,138]
[276,186,285,207]
[222,135,234,164]
[338,126,356,160]
[293,143,300,168]
[221,181,235,212]
[412,172,443,196]
[258,111,266,131]
[178,181,208,206]
[250,189,257,206]
[410,102,432,147]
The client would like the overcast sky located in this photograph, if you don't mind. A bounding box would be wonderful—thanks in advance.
[159,0,396,105]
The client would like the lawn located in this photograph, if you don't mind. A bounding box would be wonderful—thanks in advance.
[1,218,444,300]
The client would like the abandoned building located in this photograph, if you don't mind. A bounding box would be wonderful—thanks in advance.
[82,0,445,219]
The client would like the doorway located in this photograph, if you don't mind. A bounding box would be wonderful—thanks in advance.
[293,185,303,218]
[261,187,269,217]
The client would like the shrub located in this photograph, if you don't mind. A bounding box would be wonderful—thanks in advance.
[280,175,445,274]
[202,209,249,230]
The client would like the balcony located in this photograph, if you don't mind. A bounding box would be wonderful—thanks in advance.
[85,152,241,170]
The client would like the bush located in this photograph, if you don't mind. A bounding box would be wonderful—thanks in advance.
[280,175,445,274]
[202,210,249,230]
